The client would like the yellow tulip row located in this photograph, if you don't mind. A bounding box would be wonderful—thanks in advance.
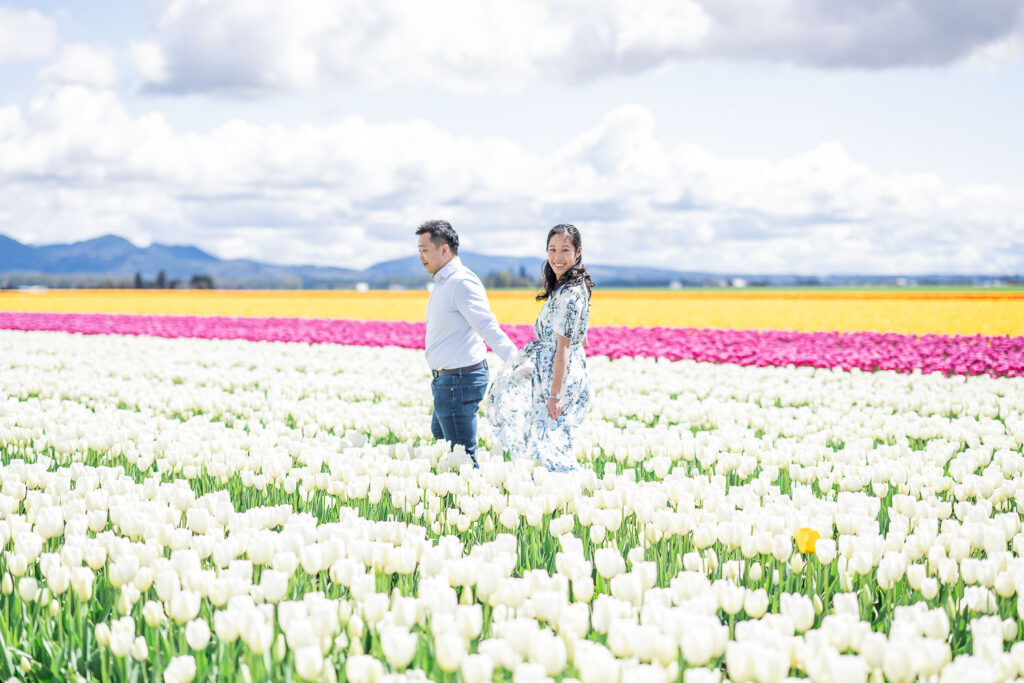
[2,288,1023,335]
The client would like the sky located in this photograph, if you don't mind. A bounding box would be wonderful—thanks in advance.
[1,1,1024,275]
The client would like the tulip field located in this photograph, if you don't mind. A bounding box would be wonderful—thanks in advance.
[2,290,1024,682]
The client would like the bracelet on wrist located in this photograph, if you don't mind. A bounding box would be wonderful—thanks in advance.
[549,394,562,400]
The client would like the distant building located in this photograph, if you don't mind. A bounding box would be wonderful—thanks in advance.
[355,282,370,292]
[730,278,748,288]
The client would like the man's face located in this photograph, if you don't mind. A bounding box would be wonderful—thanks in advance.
[418,233,450,275]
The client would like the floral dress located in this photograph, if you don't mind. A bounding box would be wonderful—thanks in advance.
[486,283,591,471]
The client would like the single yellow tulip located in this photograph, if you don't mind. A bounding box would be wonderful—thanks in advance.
[794,528,821,554]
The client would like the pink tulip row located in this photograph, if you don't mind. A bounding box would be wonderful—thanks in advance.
[2,311,1022,377]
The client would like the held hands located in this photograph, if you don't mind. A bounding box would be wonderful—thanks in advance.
[547,396,564,420]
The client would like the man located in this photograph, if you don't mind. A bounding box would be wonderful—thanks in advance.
[417,220,518,465]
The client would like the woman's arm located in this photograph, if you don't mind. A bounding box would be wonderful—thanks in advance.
[547,333,570,419]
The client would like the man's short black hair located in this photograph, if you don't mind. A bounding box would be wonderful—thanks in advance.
[415,220,459,254]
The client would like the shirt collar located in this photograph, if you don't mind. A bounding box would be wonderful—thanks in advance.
[433,256,462,283]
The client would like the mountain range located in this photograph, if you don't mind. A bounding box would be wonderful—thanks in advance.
[0,233,723,288]
[0,233,1016,288]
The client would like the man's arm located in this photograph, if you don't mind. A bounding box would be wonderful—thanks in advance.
[453,278,519,363]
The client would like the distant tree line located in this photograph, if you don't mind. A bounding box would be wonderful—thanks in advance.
[484,267,536,288]
[133,271,215,289]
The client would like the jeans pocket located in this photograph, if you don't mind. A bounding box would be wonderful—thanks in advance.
[454,380,485,416]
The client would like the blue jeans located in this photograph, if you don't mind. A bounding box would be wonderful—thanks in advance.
[430,366,488,464]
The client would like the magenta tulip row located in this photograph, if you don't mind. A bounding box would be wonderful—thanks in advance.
[2,311,1022,377]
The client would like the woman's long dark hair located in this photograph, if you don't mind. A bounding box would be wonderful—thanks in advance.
[537,224,594,302]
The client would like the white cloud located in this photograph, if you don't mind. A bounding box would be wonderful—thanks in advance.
[701,0,1024,68]
[131,0,1024,95]
[1,87,1022,275]
[41,44,119,89]
[0,6,58,63]
[133,0,712,94]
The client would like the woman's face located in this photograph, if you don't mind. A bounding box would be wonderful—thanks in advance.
[547,232,580,279]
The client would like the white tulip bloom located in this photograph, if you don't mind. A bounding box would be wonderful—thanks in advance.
[683,668,721,683]
[261,569,290,603]
[17,577,39,603]
[168,590,201,625]
[743,588,769,619]
[380,626,418,670]
[130,636,149,662]
[70,566,94,601]
[459,653,494,683]
[184,618,211,651]
[109,629,133,658]
[293,645,324,681]
[780,593,815,633]
[142,600,166,628]
[5,553,28,578]
[433,633,465,673]
[163,655,197,683]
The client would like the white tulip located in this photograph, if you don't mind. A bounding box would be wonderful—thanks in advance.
[682,552,704,573]
[725,642,754,683]
[882,642,915,683]
[117,584,141,614]
[380,626,418,670]
[131,636,149,662]
[682,629,713,667]
[345,654,383,683]
[185,619,211,651]
[84,545,107,570]
[743,588,769,619]
[572,576,595,603]
[70,567,94,601]
[683,668,721,683]
[163,655,197,683]
[771,535,792,562]
[242,618,274,655]
[714,580,744,616]
[6,553,28,577]
[293,646,324,681]
[142,600,166,628]
[109,629,133,658]
[169,590,201,624]
[461,653,495,683]
[261,569,289,603]
[594,548,626,579]
[155,570,180,602]
[576,641,619,683]
[610,573,643,607]
[17,577,39,603]
[434,633,465,673]
[529,630,567,676]
[814,538,837,564]
[213,610,242,643]
[780,593,815,633]
[94,622,111,648]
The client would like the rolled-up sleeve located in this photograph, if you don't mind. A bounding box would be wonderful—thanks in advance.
[453,278,519,363]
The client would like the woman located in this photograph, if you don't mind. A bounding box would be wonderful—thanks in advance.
[487,224,593,472]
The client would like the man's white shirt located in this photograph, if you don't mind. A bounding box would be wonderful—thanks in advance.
[425,256,518,370]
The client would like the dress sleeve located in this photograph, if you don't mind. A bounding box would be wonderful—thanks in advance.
[551,285,587,343]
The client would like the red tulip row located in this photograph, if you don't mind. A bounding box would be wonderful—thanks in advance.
[2,312,1022,377]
